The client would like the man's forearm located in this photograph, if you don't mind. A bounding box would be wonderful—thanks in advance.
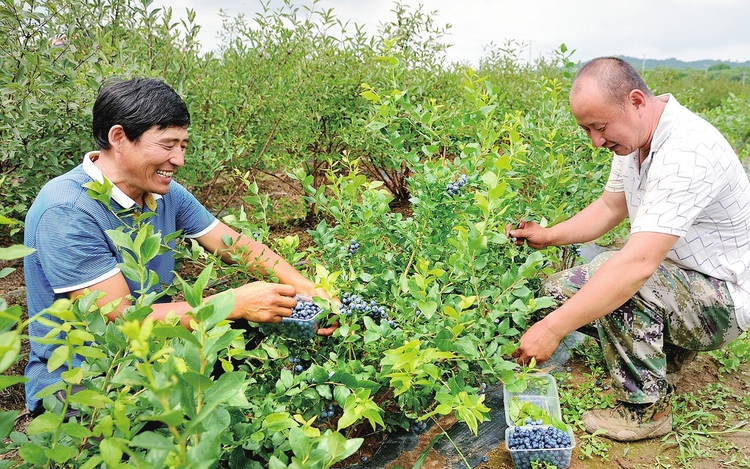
[547,195,627,247]
[542,232,675,337]
[234,237,314,291]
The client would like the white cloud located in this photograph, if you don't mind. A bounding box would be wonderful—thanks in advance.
[155,0,750,64]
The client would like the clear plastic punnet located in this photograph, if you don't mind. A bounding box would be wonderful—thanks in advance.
[258,295,320,340]
[503,373,575,469]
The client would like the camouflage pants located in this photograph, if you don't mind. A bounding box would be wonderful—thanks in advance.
[544,251,743,404]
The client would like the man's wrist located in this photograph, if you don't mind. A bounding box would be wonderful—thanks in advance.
[539,312,571,342]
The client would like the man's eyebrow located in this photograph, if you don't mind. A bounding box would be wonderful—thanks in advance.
[159,137,189,144]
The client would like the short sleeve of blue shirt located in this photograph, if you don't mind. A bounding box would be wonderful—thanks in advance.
[31,178,217,296]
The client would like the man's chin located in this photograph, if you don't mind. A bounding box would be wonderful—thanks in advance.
[611,146,632,156]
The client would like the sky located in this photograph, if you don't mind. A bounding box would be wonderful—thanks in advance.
[155,0,750,66]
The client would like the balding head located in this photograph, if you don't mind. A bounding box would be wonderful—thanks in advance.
[571,57,654,111]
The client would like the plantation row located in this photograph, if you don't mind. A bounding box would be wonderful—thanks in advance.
[2,0,750,468]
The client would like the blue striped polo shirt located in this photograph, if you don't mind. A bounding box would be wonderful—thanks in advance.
[23,151,218,411]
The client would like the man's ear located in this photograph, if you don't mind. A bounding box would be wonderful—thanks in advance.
[629,89,647,110]
[108,125,127,152]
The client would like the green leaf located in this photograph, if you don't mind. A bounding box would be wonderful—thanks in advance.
[79,456,103,469]
[60,421,93,439]
[27,413,63,435]
[131,431,176,450]
[203,371,245,405]
[46,345,69,372]
[18,443,49,465]
[152,324,201,347]
[433,328,454,352]
[320,430,362,463]
[181,371,214,391]
[0,330,21,374]
[0,244,35,260]
[202,289,234,329]
[106,229,134,250]
[0,410,19,439]
[139,409,184,427]
[412,432,444,468]
[288,426,313,460]
[69,390,113,408]
[45,445,77,463]
[100,438,123,468]
[333,386,351,406]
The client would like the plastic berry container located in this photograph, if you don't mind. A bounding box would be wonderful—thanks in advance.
[505,425,575,469]
[503,374,575,469]
[503,373,562,423]
[258,295,320,340]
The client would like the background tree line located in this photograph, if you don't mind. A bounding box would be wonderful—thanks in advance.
[1,0,748,239]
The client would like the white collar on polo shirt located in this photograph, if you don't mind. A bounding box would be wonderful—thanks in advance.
[82,151,163,210]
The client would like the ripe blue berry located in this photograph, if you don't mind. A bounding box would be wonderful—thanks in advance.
[507,422,573,468]
[411,420,428,434]
[259,295,321,339]
[345,239,360,256]
[339,293,392,326]
[446,174,468,196]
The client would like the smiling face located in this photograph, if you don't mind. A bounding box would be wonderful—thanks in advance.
[569,76,645,156]
[112,125,188,206]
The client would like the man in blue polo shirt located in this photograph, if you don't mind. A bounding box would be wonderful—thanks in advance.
[24,77,333,414]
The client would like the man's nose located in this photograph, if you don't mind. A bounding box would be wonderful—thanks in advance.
[171,147,185,167]
[589,132,606,148]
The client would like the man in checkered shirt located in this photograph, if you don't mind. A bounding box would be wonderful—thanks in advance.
[507,57,750,441]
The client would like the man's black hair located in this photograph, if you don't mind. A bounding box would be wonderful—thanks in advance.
[92,77,190,149]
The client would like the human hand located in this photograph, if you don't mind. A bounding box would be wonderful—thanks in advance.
[311,288,341,336]
[228,281,297,323]
[291,285,340,336]
[506,220,548,250]
[511,319,563,366]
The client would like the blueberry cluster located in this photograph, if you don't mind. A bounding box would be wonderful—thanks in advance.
[411,420,428,434]
[507,421,573,469]
[446,174,468,196]
[345,239,360,256]
[289,357,305,372]
[319,402,336,421]
[339,293,390,326]
[258,295,321,340]
[477,382,488,396]
[595,378,610,391]
[572,243,582,257]
[291,297,321,320]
